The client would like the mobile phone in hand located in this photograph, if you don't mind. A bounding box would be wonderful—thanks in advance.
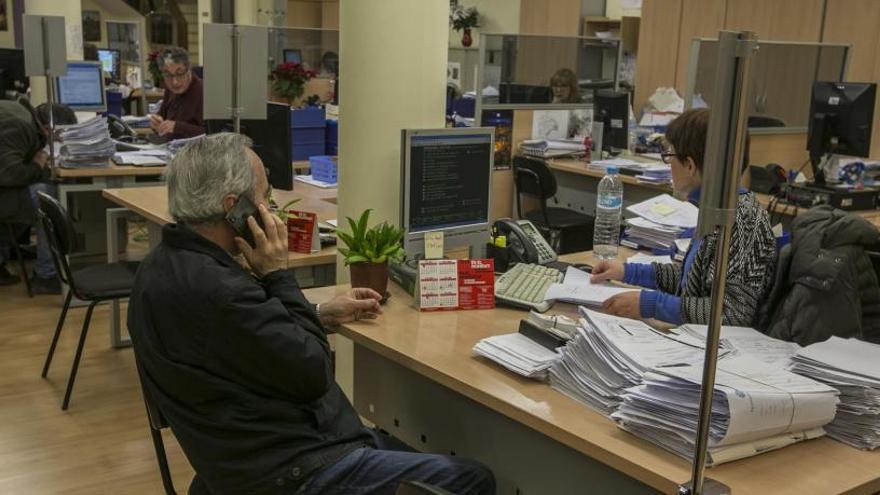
[225,195,264,247]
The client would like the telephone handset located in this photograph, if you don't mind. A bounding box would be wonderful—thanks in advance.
[493,218,557,265]
[107,114,136,140]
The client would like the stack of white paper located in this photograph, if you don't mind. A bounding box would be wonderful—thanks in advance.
[622,216,686,251]
[121,115,151,128]
[112,149,169,166]
[627,194,699,229]
[636,164,673,185]
[627,253,675,265]
[473,333,561,380]
[612,355,839,465]
[544,266,635,307]
[790,337,880,450]
[549,308,707,415]
[673,324,802,369]
[57,117,115,168]
[520,139,586,158]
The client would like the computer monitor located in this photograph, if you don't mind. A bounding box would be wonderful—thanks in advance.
[96,49,121,82]
[498,83,553,104]
[55,61,107,112]
[400,128,494,259]
[807,81,876,184]
[283,49,303,64]
[594,89,629,152]
[205,102,293,190]
[0,48,29,98]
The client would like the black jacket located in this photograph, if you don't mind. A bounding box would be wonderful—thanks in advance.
[0,100,49,223]
[757,206,880,345]
[128,224,372,494]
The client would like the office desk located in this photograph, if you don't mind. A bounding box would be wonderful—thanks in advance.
[547,157,880,229]
[304,252,880,495]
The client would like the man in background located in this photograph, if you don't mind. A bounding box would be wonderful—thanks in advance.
[149,47,204,139]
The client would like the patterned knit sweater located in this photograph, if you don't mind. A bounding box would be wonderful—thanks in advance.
[624,192,777,326]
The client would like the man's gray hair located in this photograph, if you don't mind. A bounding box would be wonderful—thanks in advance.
[160,46,190,69]
[167,133,255,225]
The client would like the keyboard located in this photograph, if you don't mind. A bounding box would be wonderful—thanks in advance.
[495,263,563,313]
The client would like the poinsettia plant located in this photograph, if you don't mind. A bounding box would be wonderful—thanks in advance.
[147,49,163,88]
[450,6,480,31]
[270,62,317,105]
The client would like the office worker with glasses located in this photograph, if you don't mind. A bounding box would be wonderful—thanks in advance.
[149,47,204,139]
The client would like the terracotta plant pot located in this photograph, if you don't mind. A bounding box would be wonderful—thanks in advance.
[461,28,473,48]
[349,262,389,297]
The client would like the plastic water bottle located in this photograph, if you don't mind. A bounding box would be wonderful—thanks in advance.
[593,167,623,260]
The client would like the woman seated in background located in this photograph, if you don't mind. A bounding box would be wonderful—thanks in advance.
[592,108,777,326]
[550,68,581,104]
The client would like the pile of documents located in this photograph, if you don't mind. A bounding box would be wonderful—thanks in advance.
[550,308,707,415]
[120,115,151,129]
[472,332,561,380]
[626,252,674,265]
[636,166,672,185]
[166,134,206,155]
[112,146,169,167]
[673,324,801,368]
[622,216,686,251]
[519,139,586,158]
[627,194,699,229]
[790,337,880,450]
[612,354,839,465]
[544,266,634,307]
[57,117,115,168]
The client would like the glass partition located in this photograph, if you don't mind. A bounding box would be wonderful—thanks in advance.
[686,38,850,130]
[267,27,339,104]
[478,33,621,107]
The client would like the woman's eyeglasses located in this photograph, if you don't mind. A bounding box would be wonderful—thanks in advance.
[660,151,677,164]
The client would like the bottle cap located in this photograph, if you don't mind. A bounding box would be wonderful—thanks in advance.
[607,166,619,175]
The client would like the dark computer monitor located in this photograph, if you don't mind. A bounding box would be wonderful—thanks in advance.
[0,48,29,98]
[205,102,293,190]
[400,128,494,258]
[55,61,107,112]
[807,81,876,184]
[594,89,630,152]
[283,49,303,64]
[97,49,121,82]
[498,83,553,104]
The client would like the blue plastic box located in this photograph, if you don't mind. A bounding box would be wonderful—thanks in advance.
[292,143,326,161]
[310,155,337,184]
[292,127,325,144]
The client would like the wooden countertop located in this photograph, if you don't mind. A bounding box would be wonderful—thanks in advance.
[303,250,880,495]
[55,163,166,179]
[102,182,339,268]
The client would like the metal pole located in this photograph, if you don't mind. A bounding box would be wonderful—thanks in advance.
[231,26,241,134]
[41,16,57,176]
[678,30,757,495]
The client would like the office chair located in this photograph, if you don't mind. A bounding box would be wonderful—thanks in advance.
[512,155,594,254]
[0,221,32,296]
[36,192,140,410]
[136,360,179,495]
[747,115,786,128]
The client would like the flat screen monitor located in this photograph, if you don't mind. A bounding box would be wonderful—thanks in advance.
[498,83,553,104]
[205,102,293,190]
[97,49,121,81]
[0,48,29,97]
[808,81,876,184]
[594,89,629,151]
[401,128,494,258]
[283,49,303,64]
[55,62,107,112]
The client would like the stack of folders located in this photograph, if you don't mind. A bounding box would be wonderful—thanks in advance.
[636,166,673,185]
[611,354,839,466]
[622,216,686,251]
[549,308,707,415]
[627,194,699,229]
[57,117,115,168]
[544,266,635,307]
[519,139,586,158]
[472,312,578,380]
[790,337,880,450]
[121,115,151,129]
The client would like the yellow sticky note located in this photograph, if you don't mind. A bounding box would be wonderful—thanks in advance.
[425,231,444,259]
[651,203,676,216]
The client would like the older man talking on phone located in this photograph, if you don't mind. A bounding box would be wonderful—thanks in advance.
[128,133,494,495]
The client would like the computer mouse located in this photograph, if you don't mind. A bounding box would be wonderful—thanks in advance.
[571,263,593,273]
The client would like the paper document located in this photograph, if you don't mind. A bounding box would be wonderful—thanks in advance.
[674,325,801,368]
[473,333,561,380]
[294,175,338,189]
[544,266,635,306]
[627,194,699,228]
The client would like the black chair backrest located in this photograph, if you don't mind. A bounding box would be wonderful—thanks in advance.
[136,361,170,431]
[36,191,78,291]
[512,156,557,222]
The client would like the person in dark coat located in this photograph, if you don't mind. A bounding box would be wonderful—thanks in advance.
[149,47,204,139]
[0,99,73,293]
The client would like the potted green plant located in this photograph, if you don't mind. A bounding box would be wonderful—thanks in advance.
[269,61,317,106]
[336,209,405,297]
[450,6,480,47]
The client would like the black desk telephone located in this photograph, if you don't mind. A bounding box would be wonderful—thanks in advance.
[492,218,557,265]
